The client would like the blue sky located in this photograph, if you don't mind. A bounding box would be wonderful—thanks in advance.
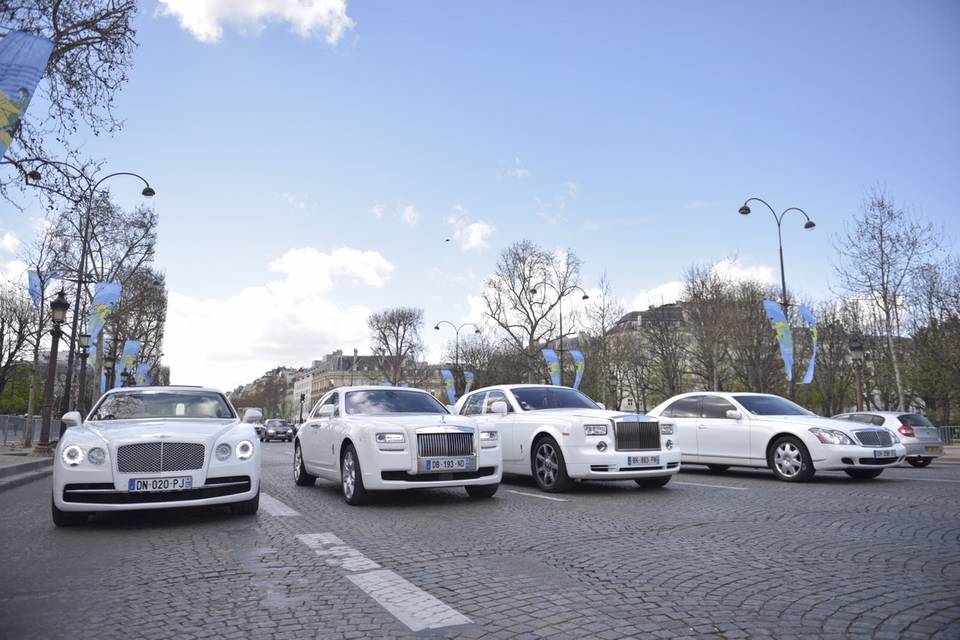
[4,0,959,389]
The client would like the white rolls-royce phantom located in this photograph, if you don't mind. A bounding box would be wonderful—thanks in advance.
[453,385,680,492]
[293,386,502,505]
[52,386,262,526]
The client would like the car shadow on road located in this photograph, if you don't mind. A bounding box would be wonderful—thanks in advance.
[678,464,903,485]
[83,506,253,530]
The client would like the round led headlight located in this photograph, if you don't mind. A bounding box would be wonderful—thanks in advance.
[61,444,84,466]
[88,447,106,465]
[215,443,232,461]
[235,440,255,460]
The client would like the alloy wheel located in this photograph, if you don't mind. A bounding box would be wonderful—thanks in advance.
[535,442,559,488]
[342,451,356,500]
[294,446,302,481]
[774,442,802,478]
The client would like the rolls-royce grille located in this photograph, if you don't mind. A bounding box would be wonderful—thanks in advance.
[854,430,893,447]
[614,421,660,451]
[117,442,205,473]
[417,432,474,458]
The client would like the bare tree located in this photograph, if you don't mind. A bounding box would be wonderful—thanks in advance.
[584,272,624,405]
[368,307,425,385]
[808,301,857,415]
[683,262,733,391]
[643,304,687,400]
[0,287,34,397]
[728,280,784,394]
[834,188,939,410]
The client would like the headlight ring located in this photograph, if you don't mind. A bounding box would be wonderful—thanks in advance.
[61,444,84,466]
[235,440,255,460]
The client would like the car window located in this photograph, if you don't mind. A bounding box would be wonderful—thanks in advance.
[899,414,935,427]
[849,414,877,424]
[511,387,599,411]
[483,390,513,413]
[345,389,448,414]
[89,390,235,421]
[663,396,701,418]
[832,414,850,420]
[732,395,814,416]
[701,396,736,419]
[461,393,485,416]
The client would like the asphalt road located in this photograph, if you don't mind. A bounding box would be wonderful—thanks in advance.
[1,446,958,639]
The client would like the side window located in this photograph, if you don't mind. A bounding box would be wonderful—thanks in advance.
[833,414,850,421]
[663,396,701,418]
[461,393,485,416]
[701,396,736,419]
[483,391,513,413]
[325,392,340,417]
[310,393,333,418]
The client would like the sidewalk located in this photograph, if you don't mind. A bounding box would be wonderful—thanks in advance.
[0,446,53,493]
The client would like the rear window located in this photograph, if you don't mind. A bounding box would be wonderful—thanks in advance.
[899,414,935,427]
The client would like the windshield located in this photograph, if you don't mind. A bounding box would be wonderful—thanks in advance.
[511,387,600,411]
[733,395,815,417]
[345,389,449,415]
[89,391,236,421]
[266,420,289,428]
[900,414,935,427]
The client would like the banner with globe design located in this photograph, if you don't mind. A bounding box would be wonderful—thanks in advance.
[440,369,456,405]
[0,31,54,159]
[114,339,142,388]
[463,371,475,394]
[570,350,586,390]
[799,304,818,384]
[87,283,122,343]
[762,299,794,382]
[542,349,561,386]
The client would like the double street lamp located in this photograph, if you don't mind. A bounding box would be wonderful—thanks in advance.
[433,321,481,374]
[528,282,590,387]
[33,291,70,456]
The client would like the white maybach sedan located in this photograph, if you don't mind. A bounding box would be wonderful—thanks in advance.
[647,392,908,482]
[52,386,262,526]
[453,385,680,492]
[293,386,502,505]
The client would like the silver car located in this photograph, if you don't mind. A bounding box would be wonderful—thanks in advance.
[832,411,944,467]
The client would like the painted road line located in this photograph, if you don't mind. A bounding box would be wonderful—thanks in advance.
[347,569,472,632]
[674,481,748,491]
[259,493,301,516]
[506,489,570,502]
[296,533,381,571]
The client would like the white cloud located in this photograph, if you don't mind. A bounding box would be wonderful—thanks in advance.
[506,158,529,179]
[281,192,306,210]
[447,205,495,252]
[710,258,775,284]
[157,0,355,44]
[0,230,20,253]
[535,180,578,225]
[630,281,685,312]
[401,205,420,227]
[564,181,578,198]
[370,204,385,219]
[165,246,393,389]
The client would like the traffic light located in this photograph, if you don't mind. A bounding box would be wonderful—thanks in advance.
[300,392,305,403]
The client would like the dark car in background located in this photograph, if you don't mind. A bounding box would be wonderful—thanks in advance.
[262,418,295,443]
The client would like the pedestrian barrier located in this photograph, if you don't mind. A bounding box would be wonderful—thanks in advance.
[940,426,959,445]
[0,415,40,447]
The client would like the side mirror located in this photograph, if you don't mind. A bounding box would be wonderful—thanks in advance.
[596,402,606,410]
[242,408,263,424]
[446,404,457,414]
[726,409,742,420]
[490,401,509,415]
[318,404,336,418]
[62,411,82,428]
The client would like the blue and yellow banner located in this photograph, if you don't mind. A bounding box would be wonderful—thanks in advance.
[570,350,586,390]
[439,369,456,405]
[135,363,151,386]
[799,305,817,384]
[115,339,142,388]
[87,283,122,343]
[463,371,475,394]
[542,349,561,386]
[762,300,794,382]
[0,31,54,158]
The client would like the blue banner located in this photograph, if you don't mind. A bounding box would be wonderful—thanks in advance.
[439,369,456,405]
[463,371,475,394]
[135,363,151,386]
[799,304,817,384]
[570,350,586,390]
[0,31,54,159]
[115,339,142,388]
[87,283,122,342]
[542,349,561,386]
[762,300,794,382]
[27,270,41,307]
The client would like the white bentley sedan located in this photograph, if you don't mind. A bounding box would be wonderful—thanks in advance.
[293,386,502,505]
[453,385,680,492]
[52,386,262,526]
[647,392,907,482]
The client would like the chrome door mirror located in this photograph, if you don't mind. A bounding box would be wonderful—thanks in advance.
[596,402,606,410]
[726,409,742,420]
[490,401,509,415]
[318,404,336,418]
[242,408,263,424]
[62,411,82,428]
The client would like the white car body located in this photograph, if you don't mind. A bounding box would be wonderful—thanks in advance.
[294,386,502,502]
[832,411,944,465]
[647,392,907,481]
[53,386,261,523]
[453,384,680,491]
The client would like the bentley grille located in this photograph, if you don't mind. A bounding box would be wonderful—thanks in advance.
[417,432,474,458]
[853,430,894,447]
[614,421,661,451]
[117,442,206,473]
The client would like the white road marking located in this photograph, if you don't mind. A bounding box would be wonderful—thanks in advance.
[673,481,748,491]
[259,493,300,516]
[506,489,569,502]
[347,569,472,632]
[296,533,381,571]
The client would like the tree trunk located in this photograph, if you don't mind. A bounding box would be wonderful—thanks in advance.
[884,308,906,410]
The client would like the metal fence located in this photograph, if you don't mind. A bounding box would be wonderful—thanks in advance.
[0,415,42,447]
[940,426,960,445]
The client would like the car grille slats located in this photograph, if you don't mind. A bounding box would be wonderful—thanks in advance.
[614,421,660,451]
[854,430,893,447]
[417,432,474,458]
[117,442,205,473]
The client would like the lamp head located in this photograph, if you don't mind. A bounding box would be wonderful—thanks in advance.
[529,288,538,295]
[141,186,156,197]
[50,290,70,324]
[804,220,816,230]
[738,205,751,216]
[581,293,590,300]
[474,328,481,334]
[78,333,91,349]
[433,325,440,331]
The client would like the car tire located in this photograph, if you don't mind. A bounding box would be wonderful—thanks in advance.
[634,475,671,489]
[768,436,815,482]
[341,444,369,506]
[907,457,933,468]
[844,468,884,480]
[51,496,88,527]
[707,465,730,474]
[230,489,260,515]
[465,483,499,499]
[531,437,573,493]
[293,442,316,486]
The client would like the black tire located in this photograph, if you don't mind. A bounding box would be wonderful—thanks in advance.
[531,437,573,493]
[230,489,260,515]
[707,465,730,474]
[51,497,88,527]
[465,483,499,499]
[844,468,884,480]
[341,444,369,506]
[634,475,672,489]
[907,457,933,468]
[293,442,316,486]
[768,436,815,482]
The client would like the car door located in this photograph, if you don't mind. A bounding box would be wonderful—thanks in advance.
[479,390,516,459]
[696,395,751,464]
[661,396,703,460]
[315,392,340,472]
[299,395,329,469]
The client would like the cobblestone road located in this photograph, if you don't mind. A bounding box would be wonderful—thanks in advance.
[1,446,958,639]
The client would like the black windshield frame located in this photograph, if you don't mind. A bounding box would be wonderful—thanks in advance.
[88,390,237,421]
[344,389,449,415]
[511,387,601,412]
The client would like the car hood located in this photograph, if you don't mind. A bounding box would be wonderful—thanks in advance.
[753,415,885,434]
[349,414,476,430]
[76,418,241,444]
[520,408,657,422]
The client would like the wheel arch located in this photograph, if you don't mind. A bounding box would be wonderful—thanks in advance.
[765,431,808,462]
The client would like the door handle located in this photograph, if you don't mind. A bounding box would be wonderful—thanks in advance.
[698,425,707,430]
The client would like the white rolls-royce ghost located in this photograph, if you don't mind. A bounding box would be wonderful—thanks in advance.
[52,386,262,526]
[293,386,502,505]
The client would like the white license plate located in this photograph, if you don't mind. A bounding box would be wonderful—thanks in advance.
[128,476,192,492]
[420,457,475,473]
[926,446,942,454]
[873,449,896,459]
[627,455,660,466]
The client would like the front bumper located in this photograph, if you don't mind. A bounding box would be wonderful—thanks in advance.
[362,446,502,490]
[564,446,681,480]
[812,443,907,470]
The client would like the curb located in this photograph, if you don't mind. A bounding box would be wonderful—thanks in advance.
[0,464,51,493]
[0,457,53,480]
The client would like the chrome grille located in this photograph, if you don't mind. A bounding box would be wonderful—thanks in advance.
[614,421,660,451]
[117,442,205,473]
[417,432,474,458]
[854,430,893,447]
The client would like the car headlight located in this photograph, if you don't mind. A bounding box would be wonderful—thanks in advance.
[584,424,608,436]
[659,422,674,435]
[215,443,232,461]
[809,427,854,445]
[235,440,255,460]
[480,431,499,448]
[62,444,84,466]
[88,447,106,465]
[375,433,405,444]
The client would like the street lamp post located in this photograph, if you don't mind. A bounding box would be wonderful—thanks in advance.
[528,283,590,387]
[433,321,480,392]
[34,291,70,456]
[103,353,117,392]
[76,332,91,418]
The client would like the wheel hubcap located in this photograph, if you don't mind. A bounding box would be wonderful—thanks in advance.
[536,443,558,486]
[294,447,301,480]
[774,443,802,477]
[342,452,355,499]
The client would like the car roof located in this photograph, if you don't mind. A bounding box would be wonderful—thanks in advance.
[328,385,433,393]
[103,385,224,394]
[843,411,913,416]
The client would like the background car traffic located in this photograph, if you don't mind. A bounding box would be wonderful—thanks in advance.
[833,411,944,467]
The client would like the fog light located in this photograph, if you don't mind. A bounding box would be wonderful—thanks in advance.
[665,440,673,450]
[596,441,607,452]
